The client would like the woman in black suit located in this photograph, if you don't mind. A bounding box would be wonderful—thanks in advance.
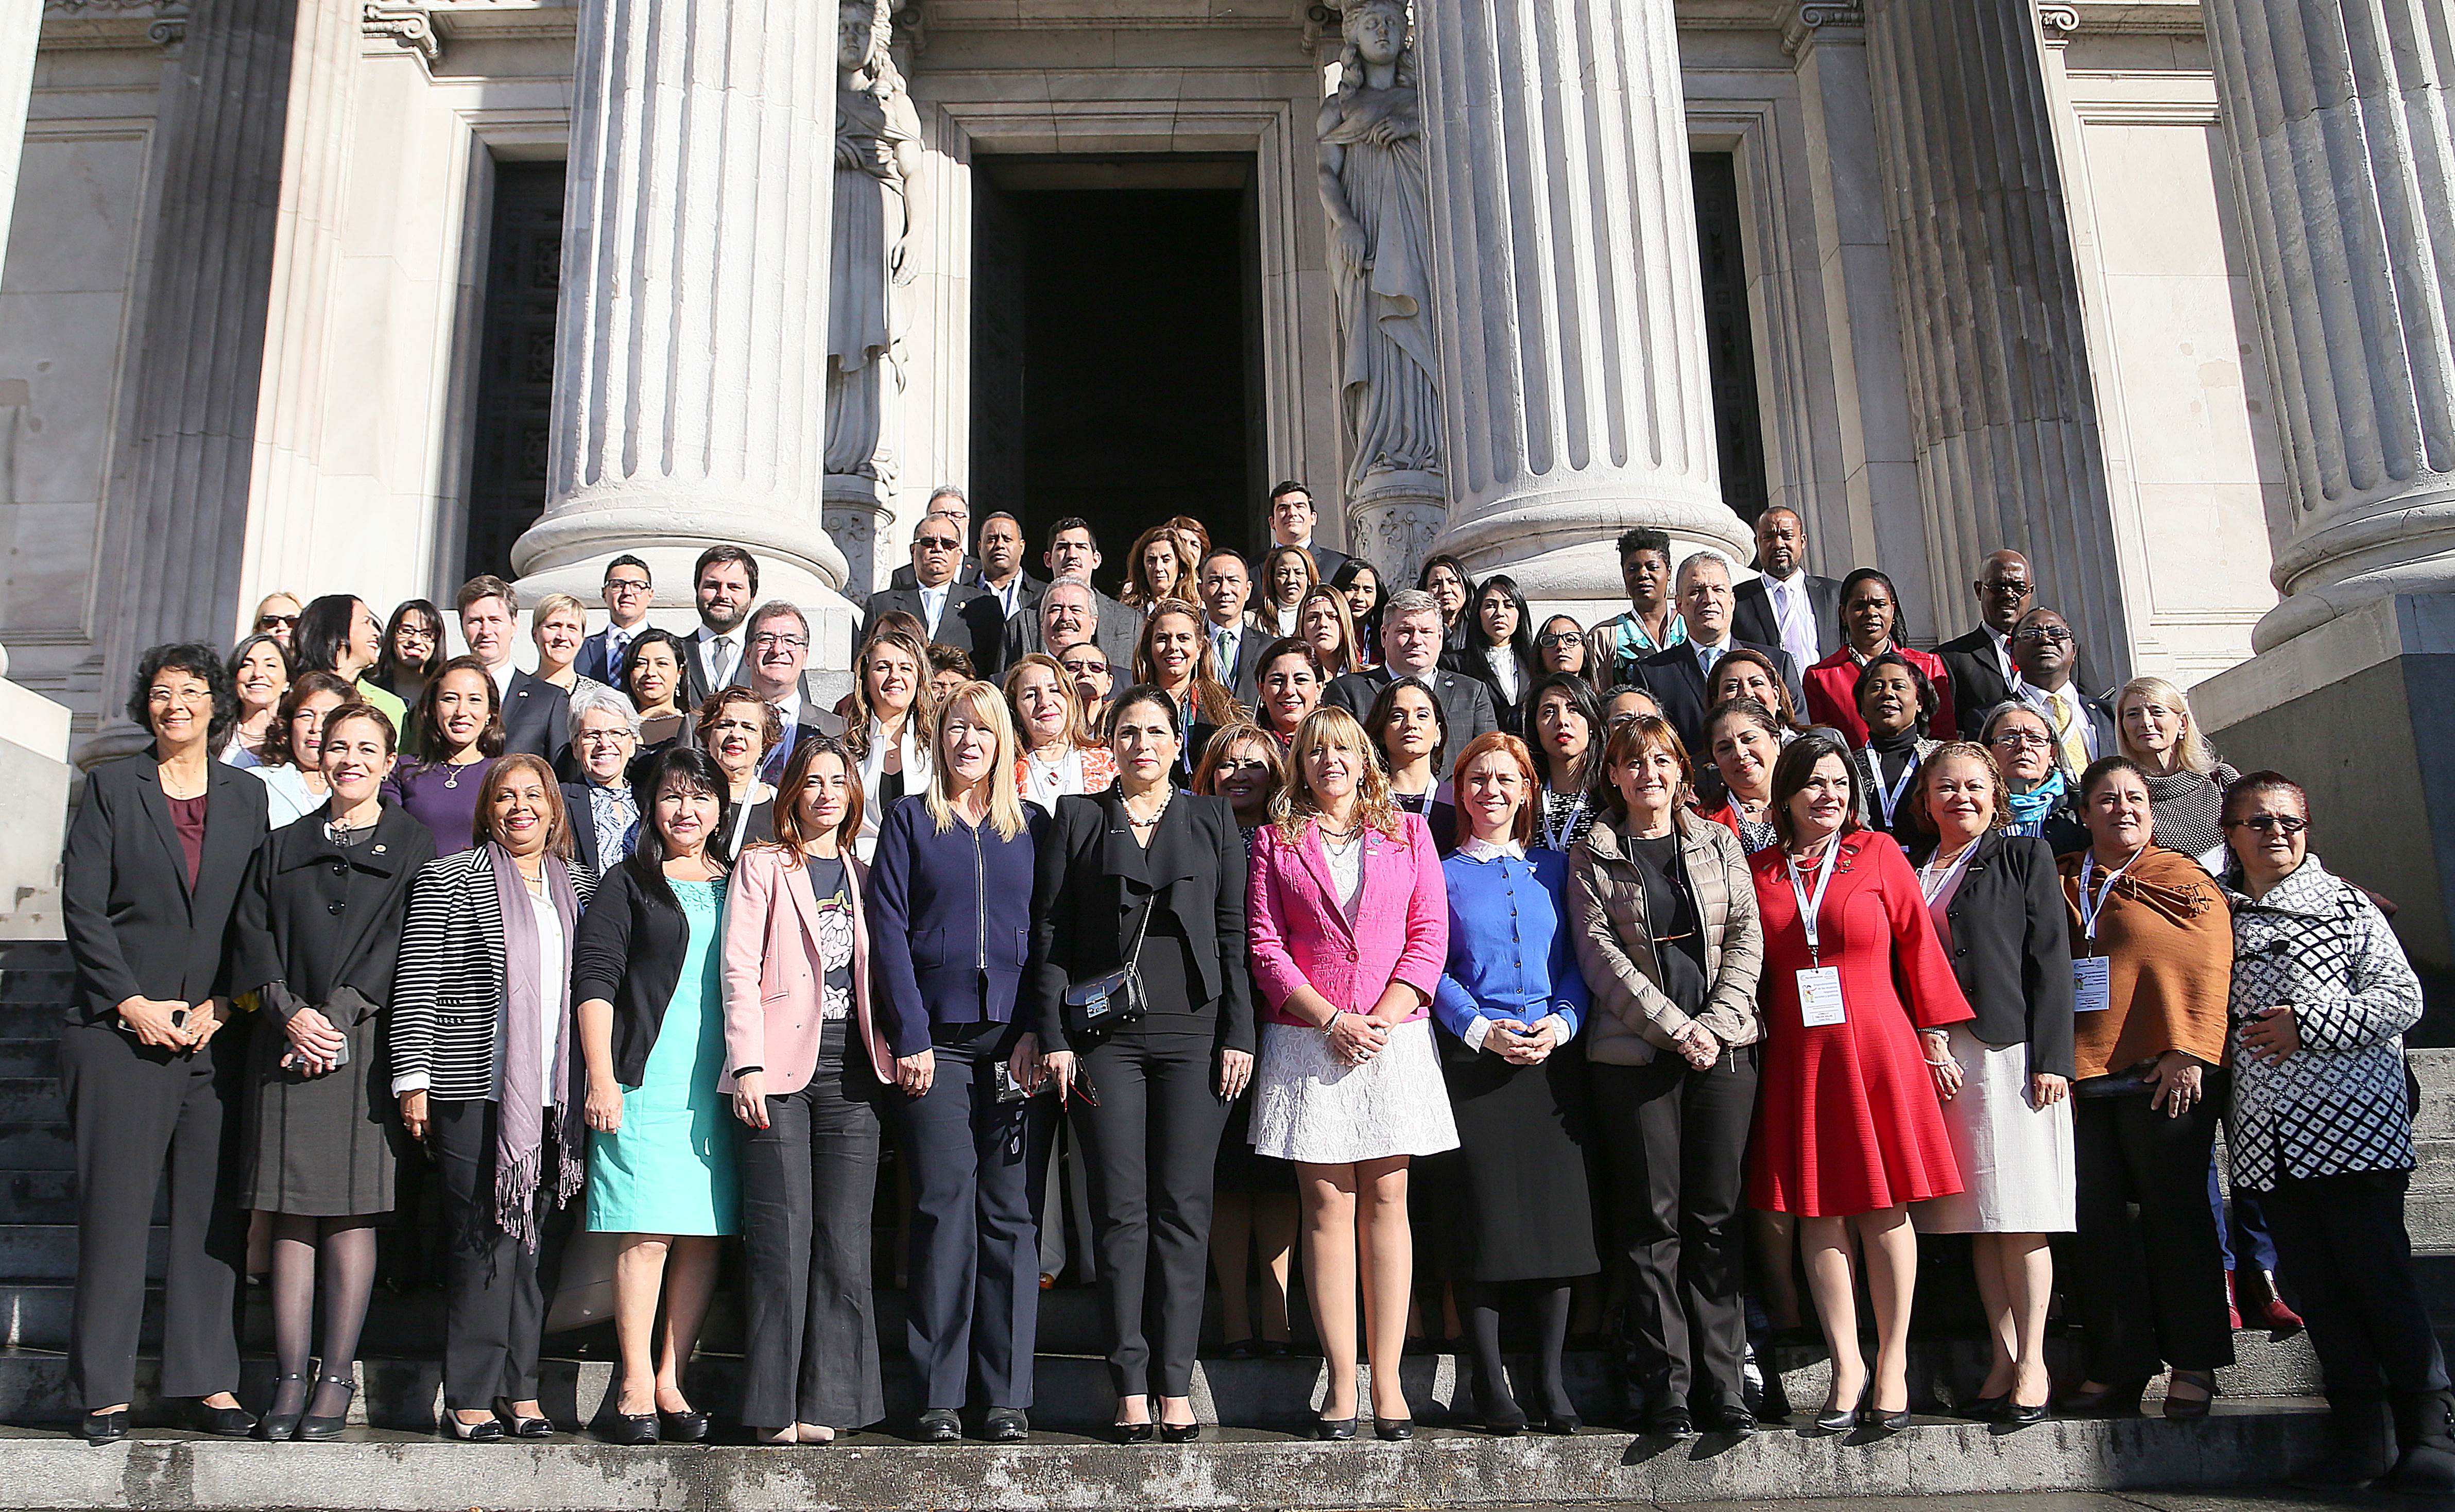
[389,754,594,1441]
[228,701,435,1440]
[1447,573,1538,735]
[59,643,270,1442]
[1903,742,2075,1425]
[1029,685,1255,1441]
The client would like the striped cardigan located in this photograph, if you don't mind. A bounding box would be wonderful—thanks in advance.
[388,846,596,1103]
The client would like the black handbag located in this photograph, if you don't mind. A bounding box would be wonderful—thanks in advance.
[1061,892,1155,1040]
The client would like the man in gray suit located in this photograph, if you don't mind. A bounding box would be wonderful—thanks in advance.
[1005,575,1137,679]
[1324,589,1497,770]
[1035,518,1140,663]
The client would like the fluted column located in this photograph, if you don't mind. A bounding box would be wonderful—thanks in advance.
[2203,0,2455,652]
[0,1,39,268]
[512,0,851,613]
[86,0,301,761]
[1415,0,1752,606]
[1863,0,2131,678]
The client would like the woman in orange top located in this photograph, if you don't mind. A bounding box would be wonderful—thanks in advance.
[2055,755,2234,1422]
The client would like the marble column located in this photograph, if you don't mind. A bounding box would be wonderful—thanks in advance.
[2203,0,2455,652]
[512,0,853,622]
[1413,0,1752,609]
[0,0,40,271]
[1862,0,2132,678]
[85,0,300,761]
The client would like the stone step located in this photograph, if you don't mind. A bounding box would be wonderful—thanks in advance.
[0,1126,70,1173]
[0,1080,60,1130]
[0,1041,54,1081]
[2415,1047,2455,1138]
[0,1226,162,1284]
[0,1400,2337,1511]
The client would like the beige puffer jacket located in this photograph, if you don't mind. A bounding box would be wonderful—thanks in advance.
[1569,807,1764,1067]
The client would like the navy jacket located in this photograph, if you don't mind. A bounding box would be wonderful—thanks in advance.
[865,794,1044,1057]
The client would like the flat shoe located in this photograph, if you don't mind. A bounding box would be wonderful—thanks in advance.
[658,1407,710,1443]
[595,1411,659,1446]
[76,1410,128,1444]
[493,1399,553,1438]
[444,1414,506,1442]
[2003,1401,2050,1426]
[196,1402,258,1438]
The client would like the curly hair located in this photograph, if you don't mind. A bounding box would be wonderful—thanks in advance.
[1336,0,1416,95]
[128,642,239,754]
[1272,705,1402,844]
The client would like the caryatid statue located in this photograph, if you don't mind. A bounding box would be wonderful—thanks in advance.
[1318,0,1445,582]
[824,0,924,500]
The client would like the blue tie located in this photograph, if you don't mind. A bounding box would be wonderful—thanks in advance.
[1697,642,1723,679]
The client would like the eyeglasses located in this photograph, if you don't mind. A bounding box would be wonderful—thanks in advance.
[1980,580,2034,598]
[1538,631,1584,647]
[577,729,635,747]
[2014,627,2073,645]
[257,613,298,631]
[750,633,808,650]
[917,538,961,553]
[2227,814,2308,835]
[1989,730,2052,749]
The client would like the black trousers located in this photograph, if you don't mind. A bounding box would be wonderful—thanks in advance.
[1073,1028,1231,1398]
[58,1017,251,1408]
[892,1032,1055,1411]
[2263,1170,2450,1395]
[430,1098,565,1410]
[736,1046,888,1431]
[1589,1046,1757,1413]
[2070,1087,2234,1381]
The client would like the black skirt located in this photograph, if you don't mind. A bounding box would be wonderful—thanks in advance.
[1417,1034,1599,1282]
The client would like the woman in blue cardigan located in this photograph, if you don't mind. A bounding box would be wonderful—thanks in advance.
[1420,731,1596,1436]
[865,681,1051,1445]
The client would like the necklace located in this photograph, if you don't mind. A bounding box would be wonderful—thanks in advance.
[1316,816,1363,843]
[440,755,480,789]
[1124,788,1173,829]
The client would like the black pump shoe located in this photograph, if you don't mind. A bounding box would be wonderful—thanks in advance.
[256,1373,310,1441]
[1159,1421,1202,1444]
[1315,1415,1357,1441]
[595,1411,659,1446]
[1815,1385,1868,1434]
[1861,1403,1912,1434]
[2002,1400,2051,1427]
[295,1374,357,1441]
[1374,1416,1414,1441]
[76,1410,128,1444]
[196,1400,258,1438]
[1964,1393,2008,1422]
[1111,1421,1155,1444]
[657,1406,711,1443]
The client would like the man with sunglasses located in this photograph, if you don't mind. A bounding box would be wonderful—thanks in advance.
[861,514,1007,673]
[1939,549,2037,737]
[2009,605,2113,777]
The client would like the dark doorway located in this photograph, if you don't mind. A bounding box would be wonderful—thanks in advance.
[1691,152,1768,526]
[971,158,1262,597]
[464,160,566,581]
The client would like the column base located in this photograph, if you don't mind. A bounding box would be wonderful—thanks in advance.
[1436,484,1755,611]
[823,489,896,604]
[2196,591,2455,1002]
[1344,477,1446,588]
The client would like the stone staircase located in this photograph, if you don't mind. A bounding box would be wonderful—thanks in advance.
[0,940,2449,1507]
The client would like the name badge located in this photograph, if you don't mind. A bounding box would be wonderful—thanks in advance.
[2073,956,2111,1014]
[1797,966,1846,1027]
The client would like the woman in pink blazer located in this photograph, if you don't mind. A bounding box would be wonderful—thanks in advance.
[1246,706,1455,1440]
[720,735,895,1445]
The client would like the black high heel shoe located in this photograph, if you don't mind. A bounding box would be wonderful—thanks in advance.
[1374,1416,1414,1441]
[1964,1392,2009,1422]
[1315,1415,1357,1440]
[1815,1384,1869,1434]
[256,1372,310,1441]
[1159,1421,1202,1444]
[492,1398,554,1438]
[1111,1420,1155,1444]
[296,1374,357,1441]
[1861,1402,1912,1435]
[2002,1399,2051,1426]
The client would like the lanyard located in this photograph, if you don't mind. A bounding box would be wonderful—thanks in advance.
[1872,749,1920,829]
[2077,847,2143,945]
[1786,842,1842,963]
[1917,840,1976,905]
[1539,791,1588,851]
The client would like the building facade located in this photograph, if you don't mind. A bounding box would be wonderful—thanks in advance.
[3,0,2453,967]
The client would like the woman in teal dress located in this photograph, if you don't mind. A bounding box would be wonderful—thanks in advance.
[575,746,740,1445]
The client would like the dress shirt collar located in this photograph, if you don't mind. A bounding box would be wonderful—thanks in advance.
[1459,836,1525,862]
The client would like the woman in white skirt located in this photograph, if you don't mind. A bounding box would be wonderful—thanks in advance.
[1905,742,2076,1424]
[1246,706,1456,1440]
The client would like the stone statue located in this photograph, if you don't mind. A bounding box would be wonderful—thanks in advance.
[824,0,924,495]
[1317,0,1444,579]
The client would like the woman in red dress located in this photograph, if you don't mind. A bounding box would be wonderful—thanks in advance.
[1749,728,1972,1435]
[1800,569,1955,743]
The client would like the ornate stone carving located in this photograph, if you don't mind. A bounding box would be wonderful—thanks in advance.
[362,2,439,63]
[825,0,923,500]
[825,500,891,600]
[1317,0,1444,546]
[1784,2,1864,57]
[1346,497,1443,591]
[2035,3,2080,42]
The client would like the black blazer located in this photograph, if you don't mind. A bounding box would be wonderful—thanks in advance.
[228,804,434,1025]
[1908,829,2075,1079]
[1731,573,1841,661]
[569,861,703,1088]
[756,706,851,786]
[1936,627,2015,739]
[1323,664,1499,772]
[861,581,1009,672]
[1632,639,1801,757]
[501,669,571,764]
[61,752,270,1023]
[1441,641,1539,736]
[561,781,607,877]
[1026,789,1253,1056]
[889,554,984,591]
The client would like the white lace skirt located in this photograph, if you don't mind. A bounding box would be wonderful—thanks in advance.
[1913,1024,2076,1234]
[1248,1018,1460,1164]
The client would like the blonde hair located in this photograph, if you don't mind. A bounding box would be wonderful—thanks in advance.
[928,680,1027,841]
[2116,676,2220,775]
[1002,652,1096,752]
[846,625,938,763]
[1271,705,1403,844]
[530,592,588,633]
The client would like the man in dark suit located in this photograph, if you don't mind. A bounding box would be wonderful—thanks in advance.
[680,545,759,711]
[861,514,1007,673]
[886,486,982,590]
[1635,551,1801,756]
[1031,520,1141,666]
[574,555,655,685]
[457,575,571,763]
[1004,576,1138,678]
[2010,605,2114,777]
[970,510,1044,626]
[1260,480,1349,584]
[1936,548,2035,737]
[1324,589,1497,769]
[1197,547,1264,707]
[1729,506,1841,679]
[740,600,848,785]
